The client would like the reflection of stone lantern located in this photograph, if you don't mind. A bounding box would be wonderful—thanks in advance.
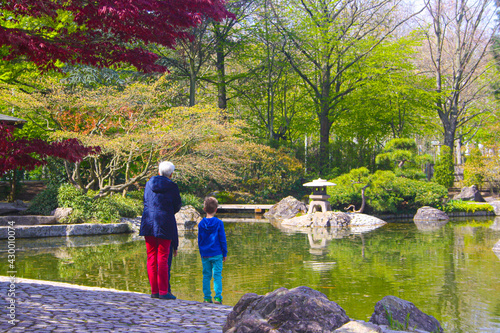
[303,178,336,214]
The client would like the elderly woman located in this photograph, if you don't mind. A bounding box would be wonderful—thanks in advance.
[140,161,181,300]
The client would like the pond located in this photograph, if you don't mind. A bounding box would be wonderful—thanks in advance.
[1,216,500,333]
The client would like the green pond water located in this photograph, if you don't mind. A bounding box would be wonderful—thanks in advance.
[1,216,500,332]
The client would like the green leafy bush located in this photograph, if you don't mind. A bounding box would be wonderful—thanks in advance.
[327,168,448,214]
[442,200,494,213]
[433,146,454,188]
[181,193,203,210]
[57,184,120,223]
[26,184,59,215]
[108,194,143,217]
[463,148,485,187]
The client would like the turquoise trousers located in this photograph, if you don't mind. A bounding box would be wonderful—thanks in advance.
[202,254,223,300]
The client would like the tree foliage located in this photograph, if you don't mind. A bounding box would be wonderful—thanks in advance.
[0,122,99,176]
[0,0,232,74]
[463,148,485,188]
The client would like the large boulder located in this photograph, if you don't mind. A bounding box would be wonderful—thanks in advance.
[347,213,386,227]
[453,185,485,202]
[223,286,350,333]
[51,207,73,221]
[175,205,202,231]
[334,321,382,333]
[413,206,449,222]
[264,196,307,219]
[281,211,351,228]
[369,296,443,333]
[489,201,500,215]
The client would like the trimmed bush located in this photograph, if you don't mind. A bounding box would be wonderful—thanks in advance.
[433,146,454,188]
[25,184,59,215]
[328,168,448,214]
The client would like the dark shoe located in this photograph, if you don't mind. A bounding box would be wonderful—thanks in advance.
[159,293,176,300]
[151,293,159,298]
[203,298,213,303]
[214,297,222,304]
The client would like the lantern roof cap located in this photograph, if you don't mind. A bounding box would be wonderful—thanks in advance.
[303,178,336,187]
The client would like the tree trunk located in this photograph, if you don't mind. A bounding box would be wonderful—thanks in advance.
[8,170,17,202]
[189,59,196,106]
[443,122,456,158]
[319,113,332,176]
[215,38,227,110]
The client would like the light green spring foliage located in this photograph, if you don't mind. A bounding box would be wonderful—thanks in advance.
[463,148,485,187]
[433,146,454,188]
[442,200,494,213]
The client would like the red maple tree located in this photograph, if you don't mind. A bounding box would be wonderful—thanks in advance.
[0,123,100,176]
[0,122,100,200]
[1,0,232,72]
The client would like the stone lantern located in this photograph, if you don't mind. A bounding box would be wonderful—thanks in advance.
[303,178,336,214]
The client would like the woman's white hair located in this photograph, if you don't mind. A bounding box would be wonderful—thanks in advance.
[158,161,175,177]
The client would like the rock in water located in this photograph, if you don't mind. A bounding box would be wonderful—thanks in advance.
[175,205,202,230]
[369,296,443,333]
[223,286,350,333]
[413,206,449,222]
[281,211,351,228]
[334,321,382,333]
[489,201,500,216]
[453,185,485,202]
[264,196,307,219]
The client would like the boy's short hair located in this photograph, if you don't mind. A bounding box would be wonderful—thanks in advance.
[203,197,218,214]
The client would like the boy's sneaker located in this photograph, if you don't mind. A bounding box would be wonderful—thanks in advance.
[204,298,213,303]
[214,297,222,304]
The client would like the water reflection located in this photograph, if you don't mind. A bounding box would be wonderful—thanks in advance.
[0,216,499,333]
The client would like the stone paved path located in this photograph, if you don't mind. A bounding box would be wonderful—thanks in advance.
[0,276,232,332]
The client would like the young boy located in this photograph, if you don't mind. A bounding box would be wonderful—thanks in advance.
[198,196,227,304]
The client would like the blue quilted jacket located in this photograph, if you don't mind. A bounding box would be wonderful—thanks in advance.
[139,176,182,250]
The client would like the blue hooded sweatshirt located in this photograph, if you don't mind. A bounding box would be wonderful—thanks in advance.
[139,175,182,250]
[198,217,227,258]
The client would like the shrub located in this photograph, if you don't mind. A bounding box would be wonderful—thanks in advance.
[108,194,143,217]
[26,184,59,215]
[57,184,123,223]
[442,200,494,213]
[463,148,485,187]
[327,169,448,214]
[433,146,454,188]
[181,193,203,210]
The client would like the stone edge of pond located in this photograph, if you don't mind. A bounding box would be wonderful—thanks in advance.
[0,276,439,333]
[0,222,133,239]
[0,275,232,332]
[377,210,496,221]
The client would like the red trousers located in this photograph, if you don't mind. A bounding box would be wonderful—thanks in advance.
[145,236,171,295]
